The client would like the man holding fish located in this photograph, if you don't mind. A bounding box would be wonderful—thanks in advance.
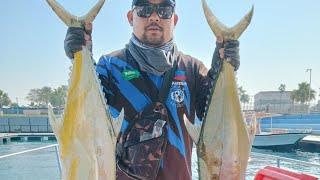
[59,0,252,179]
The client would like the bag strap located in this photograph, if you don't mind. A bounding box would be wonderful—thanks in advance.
[125,49,159,102]
[158,61,177,103]
[125,48,178,103]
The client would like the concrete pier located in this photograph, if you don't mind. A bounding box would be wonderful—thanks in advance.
[0,133,16,144]
[0,133,55,144]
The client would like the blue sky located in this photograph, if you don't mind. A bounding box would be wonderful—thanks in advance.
[1,0,320,105]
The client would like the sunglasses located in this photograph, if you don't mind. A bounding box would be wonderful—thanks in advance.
[134,3,175,19]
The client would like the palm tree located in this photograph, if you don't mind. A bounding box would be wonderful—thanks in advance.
[291,82,316,104]
[0,90,11,109]
[238,86,250,109]
[278,84,286,92]
[278,84,286,112]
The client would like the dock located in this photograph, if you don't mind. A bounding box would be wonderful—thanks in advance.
[1,133,320,152]
[0,133,16,144]
[299,135,320,152]
[0,133,55,144]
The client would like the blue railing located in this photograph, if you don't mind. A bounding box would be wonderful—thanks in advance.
[260,114,320,134]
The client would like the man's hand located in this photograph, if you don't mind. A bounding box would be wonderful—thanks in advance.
[64,23,93,59]
[214,36,240,71]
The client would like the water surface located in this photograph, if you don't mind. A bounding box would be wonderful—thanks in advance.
[0,142,319,179]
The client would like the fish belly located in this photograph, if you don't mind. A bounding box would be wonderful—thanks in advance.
[198,62,250,180]
[49,48,117,180]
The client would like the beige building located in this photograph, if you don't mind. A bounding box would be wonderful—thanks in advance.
[254,91,292,113]
[254,91,310,114]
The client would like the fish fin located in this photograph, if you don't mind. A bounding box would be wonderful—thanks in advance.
[111,108,124,138]
[46,0,105,27]
[183,114,201,144]
[202,0,254,40]
[48,103,62,135]
[229,6,254,39]
[247,114,257,146]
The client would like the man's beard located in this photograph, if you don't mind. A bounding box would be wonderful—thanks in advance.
[141,23,165,47]
[141,32,165,47]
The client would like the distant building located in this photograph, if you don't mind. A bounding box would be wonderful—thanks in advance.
[254,91,309,114]
[23,109,48,115]
[254,91,292,113]
[1,107,49,115]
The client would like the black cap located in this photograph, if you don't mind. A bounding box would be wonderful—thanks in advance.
[132,0,176,7]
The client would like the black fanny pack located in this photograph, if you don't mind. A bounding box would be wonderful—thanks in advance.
[116,51,177,180]
[117,102,169,180]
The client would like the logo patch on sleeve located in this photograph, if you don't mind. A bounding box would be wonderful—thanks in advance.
[174,70,186,81]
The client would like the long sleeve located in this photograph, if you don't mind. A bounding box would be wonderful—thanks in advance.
[195,57,223,121]
[95,56,114,105]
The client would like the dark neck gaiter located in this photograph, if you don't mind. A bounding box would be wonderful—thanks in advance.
[127,35,177,76]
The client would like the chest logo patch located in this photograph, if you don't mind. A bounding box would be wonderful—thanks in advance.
[171,89,185,104]
[122,70,140,81]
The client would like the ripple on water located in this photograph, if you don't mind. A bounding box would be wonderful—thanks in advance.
[192,147,320,179]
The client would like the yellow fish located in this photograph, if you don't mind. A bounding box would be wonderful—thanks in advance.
[47,0,123,179]
[184,1,254,179]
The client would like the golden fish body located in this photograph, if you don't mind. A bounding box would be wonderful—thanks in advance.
[184,0,254,179]
[47,1,123,179]
[185,63,250,179]
[199,63,250,179]
[49,48,123,180]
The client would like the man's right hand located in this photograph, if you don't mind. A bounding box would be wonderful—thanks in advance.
[64,23,93,59]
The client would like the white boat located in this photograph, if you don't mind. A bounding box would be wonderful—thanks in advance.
[244,112,311,151]
[253,132,309,151]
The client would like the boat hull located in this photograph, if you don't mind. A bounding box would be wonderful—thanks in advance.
[253,133,308,151]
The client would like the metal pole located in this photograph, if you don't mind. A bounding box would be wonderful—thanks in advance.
[306,68,312,113]
[47,117,49,133]
[54,145,62,177]
[270,116,273,133]
[16,97,18,115]
[29,117,31,132]
[8,118,11,133]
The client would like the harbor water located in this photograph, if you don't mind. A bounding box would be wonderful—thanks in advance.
[0,142,319,179]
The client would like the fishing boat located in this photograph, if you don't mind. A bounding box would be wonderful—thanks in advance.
[253,131,310,151]
[245,112,312,151]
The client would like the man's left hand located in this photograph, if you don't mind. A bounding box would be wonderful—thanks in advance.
[215,37,240,71]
